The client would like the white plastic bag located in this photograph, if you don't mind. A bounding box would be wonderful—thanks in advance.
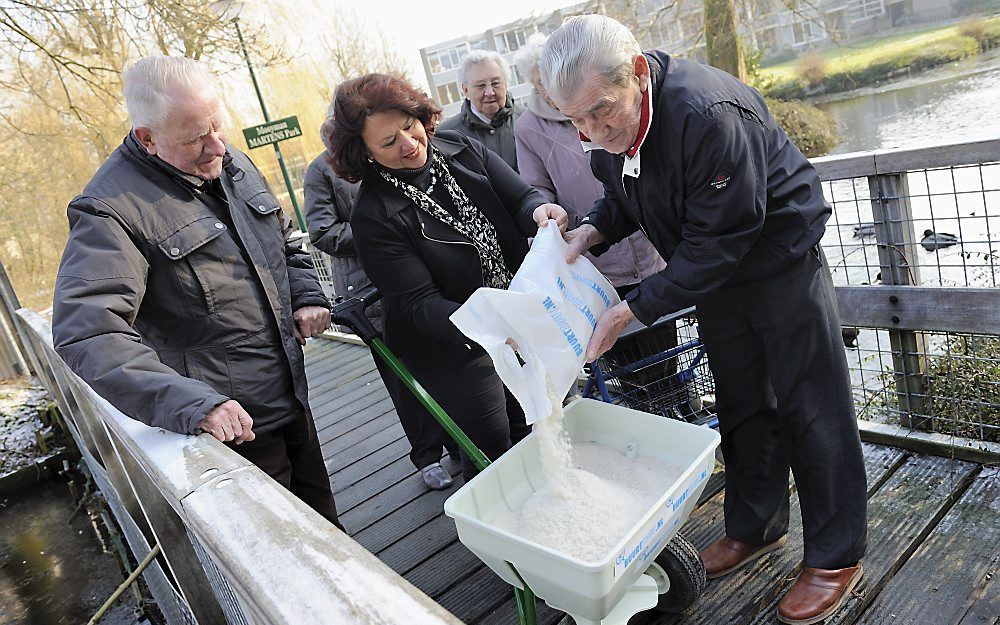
[450,224,620,424]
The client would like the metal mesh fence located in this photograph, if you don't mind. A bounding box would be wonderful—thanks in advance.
[846,329,1000,441]
[819,155,1000,442]
[307,246,338,303]
[590,313,717,426]
[821,162,1000,289]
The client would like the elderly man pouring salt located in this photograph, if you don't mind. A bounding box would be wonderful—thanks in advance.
[541,15,868,625]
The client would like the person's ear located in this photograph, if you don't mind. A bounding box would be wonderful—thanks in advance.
[133,127,157,155]
[633,54,651,92]
[460,82,471,99]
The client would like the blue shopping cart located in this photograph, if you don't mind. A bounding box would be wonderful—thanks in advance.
[583,307,719,429]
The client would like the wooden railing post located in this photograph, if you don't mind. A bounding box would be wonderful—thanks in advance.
[868,172,929,428]
[0,260,30,377]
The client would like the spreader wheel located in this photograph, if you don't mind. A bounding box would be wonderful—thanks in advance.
[644,534,706,614]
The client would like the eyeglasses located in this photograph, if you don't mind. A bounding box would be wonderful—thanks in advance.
[469,80,505,92]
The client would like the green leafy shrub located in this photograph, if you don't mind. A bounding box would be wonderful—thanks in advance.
[925,335,1000,442]
[794,53,828,87]
[767,98,839,157]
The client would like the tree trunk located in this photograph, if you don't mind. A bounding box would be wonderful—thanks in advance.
[704,0,747,83]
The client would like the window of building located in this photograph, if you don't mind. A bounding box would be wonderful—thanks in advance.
[428,45,468,75]
[757,26,777,53]
[792,19,826,45]
[495,28,528,54]
[849,0,885,21]
[435,82,463,106]
[509,64,524,87]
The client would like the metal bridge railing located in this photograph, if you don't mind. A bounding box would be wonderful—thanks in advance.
[813,137,1000,443]
[11,308,462,625]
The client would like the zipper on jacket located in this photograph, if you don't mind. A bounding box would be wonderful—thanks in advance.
[418,219,486,284]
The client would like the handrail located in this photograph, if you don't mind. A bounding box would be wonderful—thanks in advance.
[15,308,462,625]
[811,136,1000,181]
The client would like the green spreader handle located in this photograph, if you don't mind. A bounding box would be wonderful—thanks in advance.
[330,288,537,624]
[368,337,490,471]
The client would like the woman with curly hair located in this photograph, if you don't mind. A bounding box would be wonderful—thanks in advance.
[324,73,567,480]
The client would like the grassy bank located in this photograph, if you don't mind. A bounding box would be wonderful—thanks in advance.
[762,16,1000,100]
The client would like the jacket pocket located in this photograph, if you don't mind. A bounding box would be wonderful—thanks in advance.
[155,215,229,316]
[183,347,234,399]
[245,189,282,217]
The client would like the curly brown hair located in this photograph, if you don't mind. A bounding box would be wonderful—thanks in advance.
[323,73,442,183]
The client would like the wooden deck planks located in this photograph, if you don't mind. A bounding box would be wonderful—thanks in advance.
[654,443,907,625]
[303,338,996,625]
[857,466,998,625]
[746,454,978,625]
[377,513,461,574]
[340,459,462,531]
[403,540,487,599]
[328,436,411,492]
[437,565,517,624]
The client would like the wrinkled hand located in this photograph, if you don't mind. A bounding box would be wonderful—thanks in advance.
[564,223,607,264]
[586,300,635,362]
[532,203,569,233]
[293,306,332,345]
[198,400,255,444]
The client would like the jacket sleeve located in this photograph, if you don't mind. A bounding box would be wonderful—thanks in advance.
[304,158,354,258]
[254,168,330,312]
[625,109,767,325]
[582,155,640,251]
[514,128,557,203]
[52,201,230,435]
[351,205,468,345]
[464,135,546,237]
[280,205,330,311]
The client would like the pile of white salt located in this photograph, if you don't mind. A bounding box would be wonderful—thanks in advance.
[494,386,683,563]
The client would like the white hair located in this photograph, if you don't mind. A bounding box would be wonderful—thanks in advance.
[457,49,511,86]
[513,32,548,82]
[123,55,218,129]
[538,15,641,102]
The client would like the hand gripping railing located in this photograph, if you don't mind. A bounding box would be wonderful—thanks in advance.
[14,308,462,625]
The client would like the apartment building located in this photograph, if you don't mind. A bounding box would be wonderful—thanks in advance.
[419,0,960,117]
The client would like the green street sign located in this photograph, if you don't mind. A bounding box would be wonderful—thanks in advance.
[242,115,302,149]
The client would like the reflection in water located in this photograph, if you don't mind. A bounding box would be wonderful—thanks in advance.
[815,54,1000,291]
[810,56,1000,399]
[821,53,1000,154]
[0,480,135,625]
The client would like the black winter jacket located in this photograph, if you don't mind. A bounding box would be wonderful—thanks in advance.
[438,96,522,172]
[53,134,329,435]
[350,131,544,377]
[302,154,386,327]
[585,52,830,325]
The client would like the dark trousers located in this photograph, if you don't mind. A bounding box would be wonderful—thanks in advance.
[695,247,868,569]
[229,412,342,531]
[415,355,529,481]
[373,353,454,470]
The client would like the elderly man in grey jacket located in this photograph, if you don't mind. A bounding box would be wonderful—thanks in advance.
[52,56,341,528]
[439,50,522,171]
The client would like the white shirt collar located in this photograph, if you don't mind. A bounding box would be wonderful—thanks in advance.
[577,84,654,185]
[469,101,493,124]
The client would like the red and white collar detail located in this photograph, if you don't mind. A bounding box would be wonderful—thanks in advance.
[626,83,653,159]
[578,80,653,182]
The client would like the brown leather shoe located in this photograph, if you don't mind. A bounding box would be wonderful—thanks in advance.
[777,563,863,625]
[700,535,788,579]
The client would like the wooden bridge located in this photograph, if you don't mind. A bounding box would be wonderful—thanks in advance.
[1,138,998,625]
[306,335,999,625]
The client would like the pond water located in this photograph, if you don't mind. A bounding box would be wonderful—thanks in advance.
[0,479,138,625]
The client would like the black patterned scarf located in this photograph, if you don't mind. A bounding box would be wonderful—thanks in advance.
[377,146,513,289]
